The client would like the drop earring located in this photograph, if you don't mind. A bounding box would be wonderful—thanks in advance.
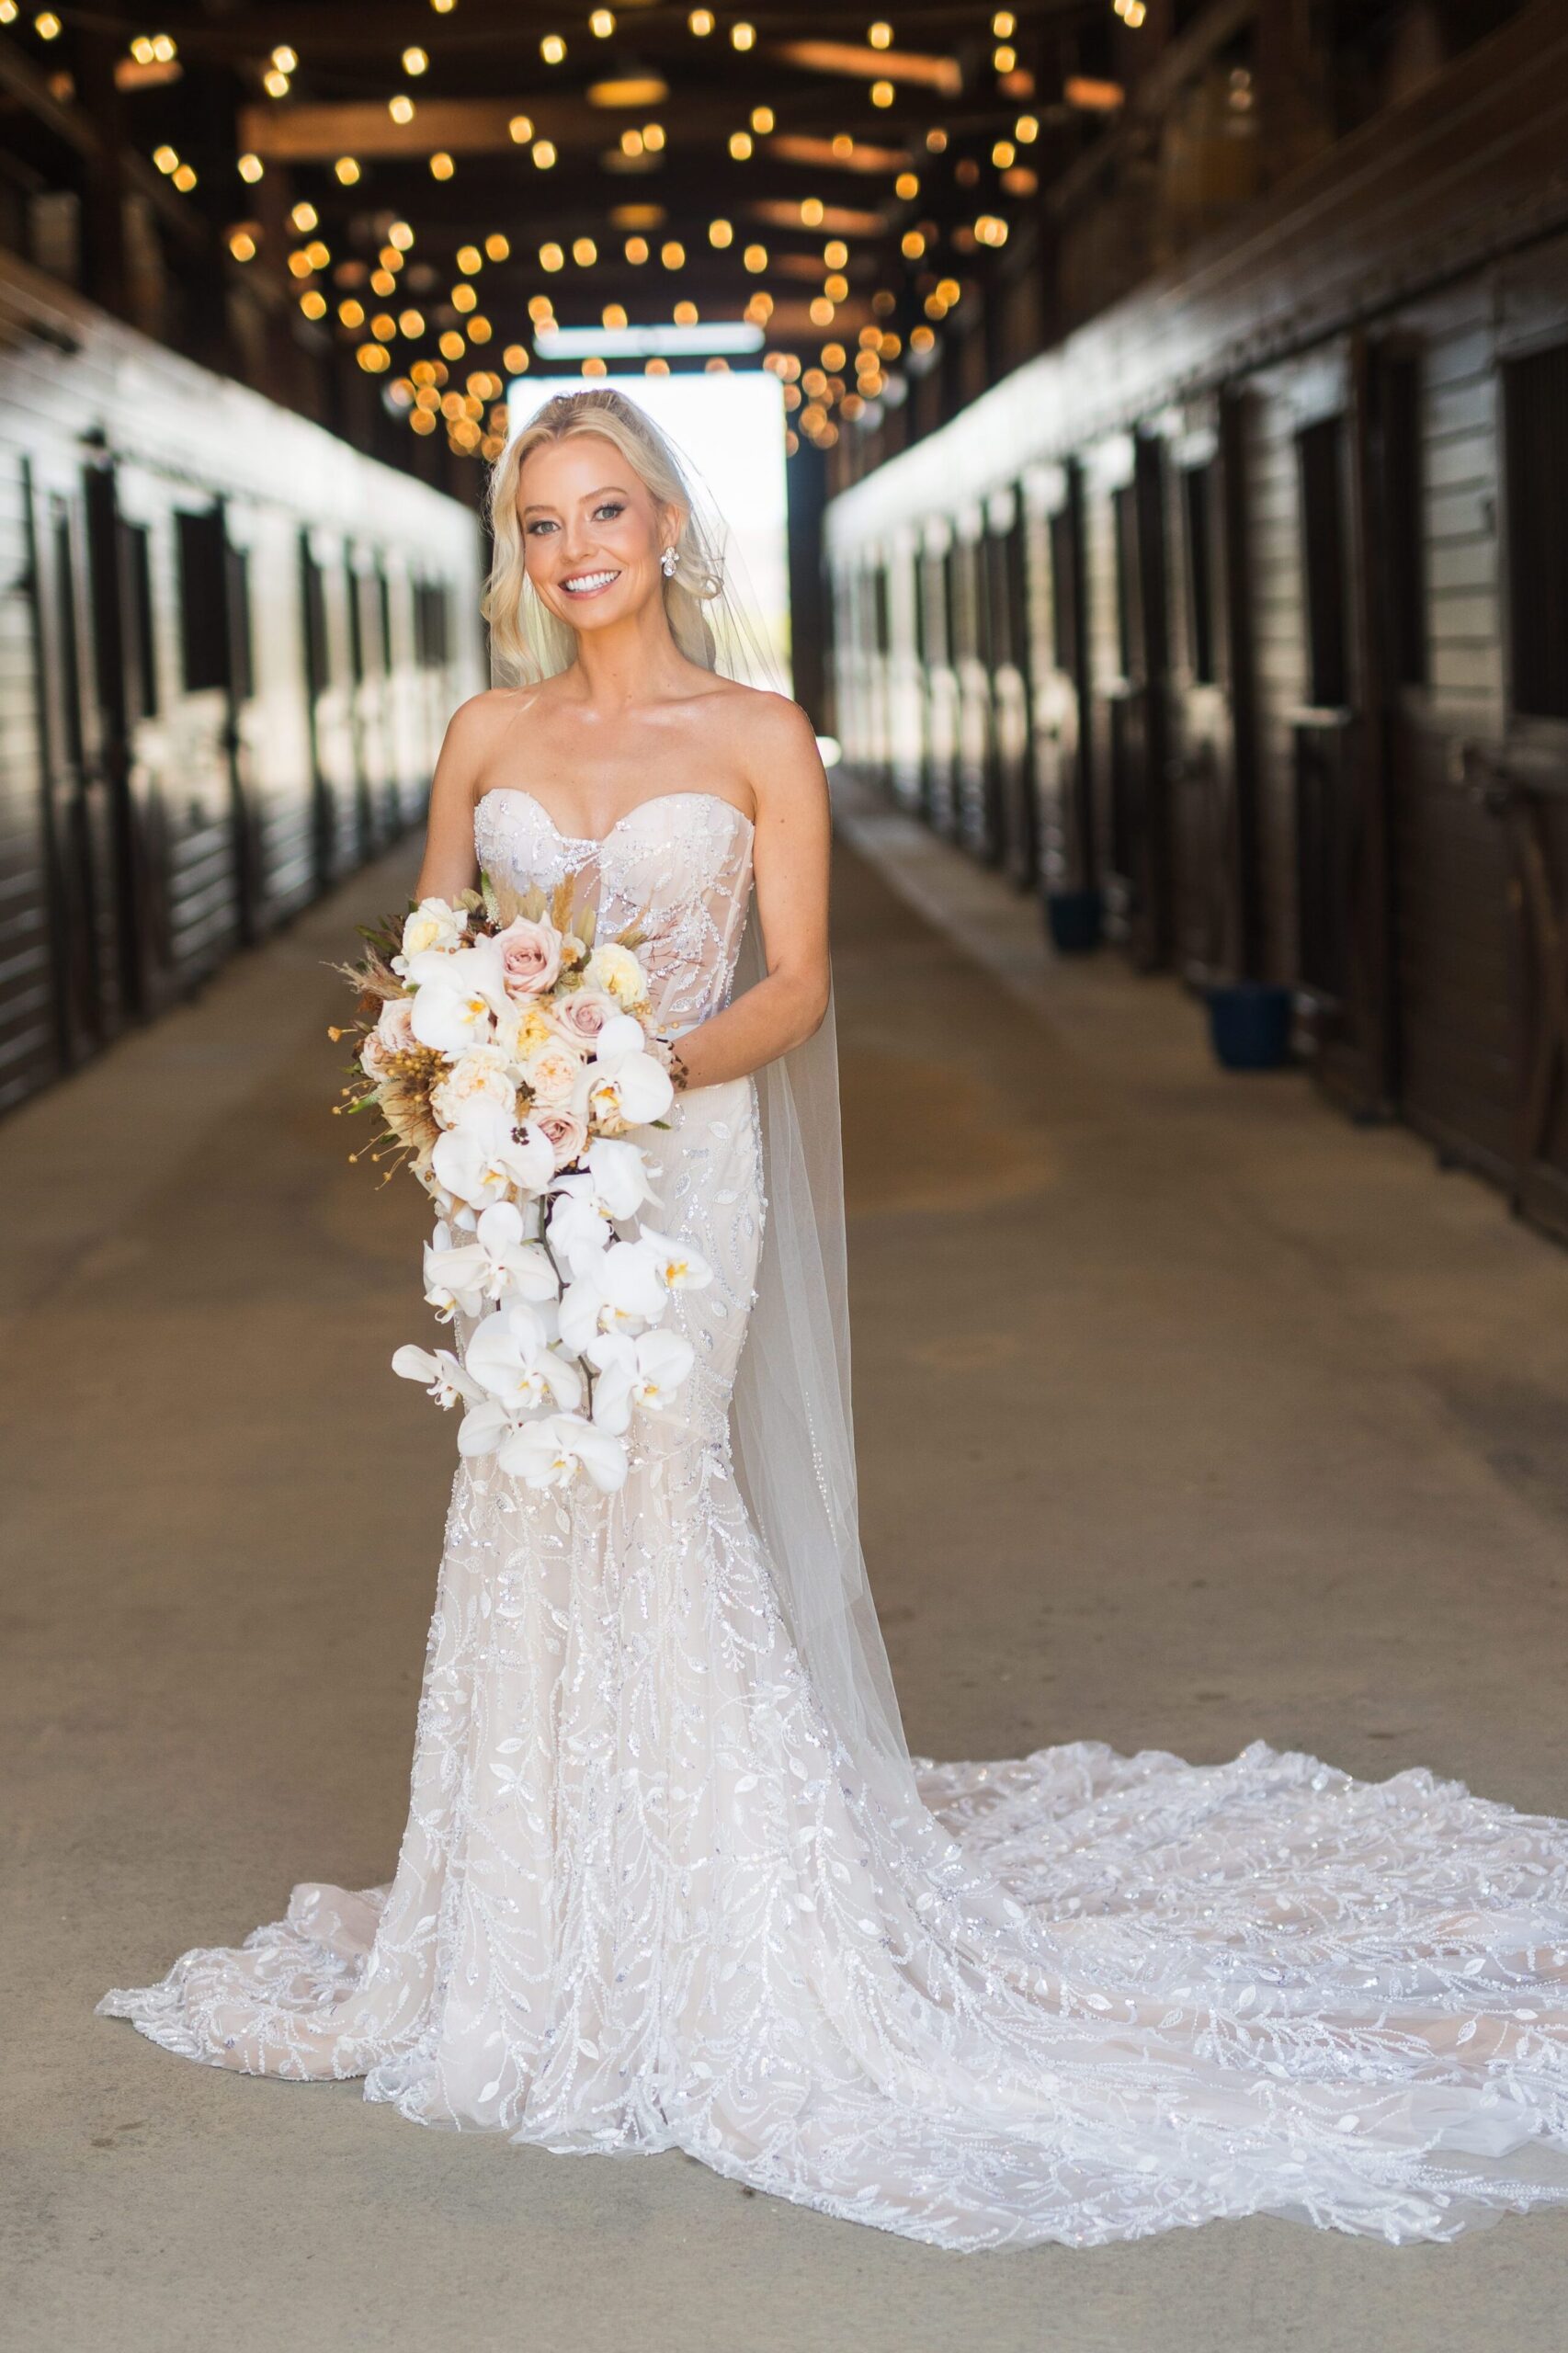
[660,545,678,578]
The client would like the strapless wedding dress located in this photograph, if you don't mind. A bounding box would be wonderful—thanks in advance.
[98,787,1568,2248]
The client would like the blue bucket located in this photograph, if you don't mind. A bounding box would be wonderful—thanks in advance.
[1044,888,1103,956]
[1206,982,1293,1070]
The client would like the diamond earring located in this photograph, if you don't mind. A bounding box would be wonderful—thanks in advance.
[660,545,678,578]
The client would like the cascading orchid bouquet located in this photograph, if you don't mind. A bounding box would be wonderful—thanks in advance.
[332,876,711,1494]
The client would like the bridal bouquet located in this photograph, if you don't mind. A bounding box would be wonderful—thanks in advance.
[333,880,710,1495]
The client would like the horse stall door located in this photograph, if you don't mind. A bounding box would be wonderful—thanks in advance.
[1085,433,1172,969]
[985,487,1037,888]
[953,508,1001,864]
[1156,402,1255,989]
[346,553,393,849]
[1490,242,1568,1240]
[164,503,245,987]
[885,529,926,814]
[0,455,63,1106]
[25,460,123,1064]
[382,556,426,827]
[301,529,361,885]
[919,519,960,837]
[1022,463,1096,944]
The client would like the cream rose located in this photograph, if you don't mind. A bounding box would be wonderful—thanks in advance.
[430,1043,517,1131]
[399,896,467,964]
[520,1037,587,1108]
[494,915,562,1000]
[551,986,619,1046]
[360,994,415,1080]
[533,1107,589,1170]
[582,942,646,1010]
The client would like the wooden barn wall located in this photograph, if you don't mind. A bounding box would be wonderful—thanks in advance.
[0,249,484,1115]
[821,4,1568,1241]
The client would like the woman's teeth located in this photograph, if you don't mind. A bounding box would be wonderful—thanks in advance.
[562,570,619,596]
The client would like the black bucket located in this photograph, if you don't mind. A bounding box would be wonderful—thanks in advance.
[1206,981,1293,1070]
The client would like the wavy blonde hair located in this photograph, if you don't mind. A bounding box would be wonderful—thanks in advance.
[483,388,728,686]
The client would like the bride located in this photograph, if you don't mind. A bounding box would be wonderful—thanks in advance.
[99,388,1568,2250]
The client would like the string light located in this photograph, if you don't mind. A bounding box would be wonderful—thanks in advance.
[688,6,713,28]
[335,157,361,185]
[339,298,366,326]
[743,241,767,272]
[237,153,263,182]
[400,307,425,336]
[1015,113,1039,142]
[993,9,1015,31]
[709,219,733,248]
[624,235,649,263]
[389,95,415,123]
[484,233,510,261]
[533,140,557,168]
[456,244,483,273]
[153,143,178,173]
[731,21,755,50]
[661,239,686,268]
[503,343,529,372]
[263,67,290,97]
[540,33,566,63]
[389,222,415,249]
[590,8,615,33]
[993,43,1016,71]
[300,290,328,320]
[728,131,753,161]
[429,151,455,177]
[271,44,296,71]
[894,170,918,199]
[573,235,597,266]
[750,105,773,132]
[509,113,534,143]
[540,242,564,270]
[228,229,257,261]
[800,196,824,225]
[869,20,892,47]
[870,79,894,108]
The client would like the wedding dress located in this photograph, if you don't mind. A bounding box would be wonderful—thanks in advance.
[99,783,1568,2249]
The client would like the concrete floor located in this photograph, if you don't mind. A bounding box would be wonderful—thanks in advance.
[6,792,1568,2352]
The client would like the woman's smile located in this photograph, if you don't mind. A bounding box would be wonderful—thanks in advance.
[559,567,622,599]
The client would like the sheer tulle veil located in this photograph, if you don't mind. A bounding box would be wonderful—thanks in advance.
[485,388,922,1814]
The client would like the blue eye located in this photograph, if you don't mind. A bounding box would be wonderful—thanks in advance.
[595,502,625,521]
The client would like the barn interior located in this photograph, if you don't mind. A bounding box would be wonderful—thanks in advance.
[4,5,1568,2348]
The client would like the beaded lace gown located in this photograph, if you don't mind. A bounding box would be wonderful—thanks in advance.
[98,786,1568,2250]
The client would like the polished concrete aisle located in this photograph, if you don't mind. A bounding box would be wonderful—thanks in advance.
[6,807,1568,2353]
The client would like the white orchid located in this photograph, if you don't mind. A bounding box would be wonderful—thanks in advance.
[391,1344,482,1410]
[430,1115,555,1210]
[502,1411,629,1494]
[547,1177,614,1280]
[585,1136,659,1222]
[640,1227,714,1294]
[465,1299,585,1416]
[586,1327,696,1434]
[584,1040,675,1134]
[394,896,468,971]
[558,1235,669,1352]
[406,938,512,1054]
[423,1206,556,1320]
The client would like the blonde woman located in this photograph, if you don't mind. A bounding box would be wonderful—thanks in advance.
[100,391,1568,2252]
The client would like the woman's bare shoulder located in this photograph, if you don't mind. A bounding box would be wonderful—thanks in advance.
[689,678,820,763]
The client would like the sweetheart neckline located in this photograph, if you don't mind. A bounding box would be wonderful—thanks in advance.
[474,787,756,850]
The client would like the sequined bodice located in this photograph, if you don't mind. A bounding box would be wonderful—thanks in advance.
[473,789,754,1035]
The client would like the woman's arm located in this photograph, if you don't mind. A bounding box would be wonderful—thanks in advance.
[664,695,832,1091]
[414,697,494,902]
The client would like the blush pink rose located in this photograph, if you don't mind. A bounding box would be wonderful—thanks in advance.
[360,994,415,1079]
[551,986,619,1045]
[494,915,562,1000]
[534,1107,589,1170]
